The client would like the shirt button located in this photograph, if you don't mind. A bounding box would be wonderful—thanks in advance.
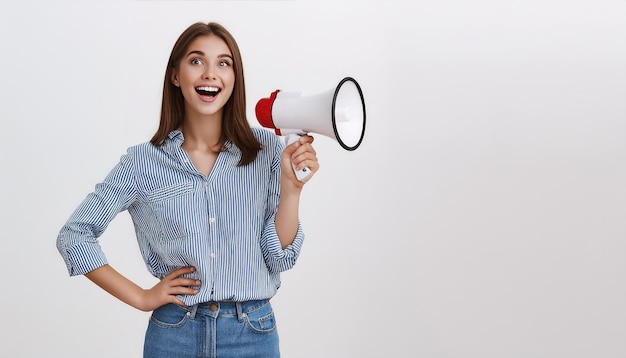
[209,217,216,223]
[210,252,216,259]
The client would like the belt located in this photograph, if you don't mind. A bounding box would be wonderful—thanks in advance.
[188,299,269,320]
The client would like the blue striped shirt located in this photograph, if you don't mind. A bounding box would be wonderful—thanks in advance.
[57,127,305,305]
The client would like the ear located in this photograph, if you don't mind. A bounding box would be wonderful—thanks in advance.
[171,70,179,87]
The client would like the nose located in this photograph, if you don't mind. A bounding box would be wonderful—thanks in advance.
[204,65,216,80]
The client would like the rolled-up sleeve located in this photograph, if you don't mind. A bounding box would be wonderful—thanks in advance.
[260,215,305,274]
[57,151,137,276]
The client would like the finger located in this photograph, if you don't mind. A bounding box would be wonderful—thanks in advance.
[294,142,317,157]
[290,145,316,165]
[166,266,196,279]
[292,158,318,172]
[172,297,187,307]
[298,135,314,144]
[282,139,300,157]
[291,150,318,170]
[169,277,202,288]
[169,286,199,296]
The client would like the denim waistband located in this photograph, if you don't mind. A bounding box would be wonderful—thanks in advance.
[187,299,270,321]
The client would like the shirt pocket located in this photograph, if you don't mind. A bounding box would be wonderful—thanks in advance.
[146,181,200,240]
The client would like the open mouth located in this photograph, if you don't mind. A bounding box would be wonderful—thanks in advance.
[195,86,221,98]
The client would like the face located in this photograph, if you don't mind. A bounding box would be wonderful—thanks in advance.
[172,35,235,120]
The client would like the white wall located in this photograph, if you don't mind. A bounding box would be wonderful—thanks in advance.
[1,0,624,357]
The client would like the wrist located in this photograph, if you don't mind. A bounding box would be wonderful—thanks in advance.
[133,289,150,312]
[280,181,303,197]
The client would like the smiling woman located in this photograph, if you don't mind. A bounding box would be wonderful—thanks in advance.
[56,21,320,358]
[173,36,235,122]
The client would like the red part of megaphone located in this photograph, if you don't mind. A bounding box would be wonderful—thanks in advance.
[254,89,281,134]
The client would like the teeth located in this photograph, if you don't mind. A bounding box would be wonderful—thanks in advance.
[196,86,219,92]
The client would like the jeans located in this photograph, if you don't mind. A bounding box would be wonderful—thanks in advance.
[144,299,280,358]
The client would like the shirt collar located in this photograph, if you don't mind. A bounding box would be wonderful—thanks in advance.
[163,129,237,154]
[160,130,184,156]
[167,129,184,143]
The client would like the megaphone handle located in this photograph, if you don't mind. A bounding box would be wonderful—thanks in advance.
[285,134,312,183]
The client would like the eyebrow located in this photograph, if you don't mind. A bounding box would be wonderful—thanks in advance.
[186,50,233,60]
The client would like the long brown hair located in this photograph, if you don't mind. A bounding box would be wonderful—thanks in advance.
[150,22,262,166]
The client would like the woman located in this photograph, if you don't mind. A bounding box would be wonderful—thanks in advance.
[57,22,318,357]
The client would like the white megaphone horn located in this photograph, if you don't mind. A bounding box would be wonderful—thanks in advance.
[255,77,366,182]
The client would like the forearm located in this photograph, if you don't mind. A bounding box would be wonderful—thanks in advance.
[275,134,317,249]
[85,264,147,311]
[275,186,302,249]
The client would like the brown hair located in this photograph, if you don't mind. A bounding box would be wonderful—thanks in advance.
[150,22,262,166]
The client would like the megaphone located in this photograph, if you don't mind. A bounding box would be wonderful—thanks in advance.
[255,76,366,182]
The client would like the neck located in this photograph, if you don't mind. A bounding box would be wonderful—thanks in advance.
[180,112,223,152]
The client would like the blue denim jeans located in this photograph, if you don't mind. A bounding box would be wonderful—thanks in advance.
[143,299,280,358]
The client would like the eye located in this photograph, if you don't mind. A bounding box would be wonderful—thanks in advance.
[219,60,231,67]
[191,58,204,65]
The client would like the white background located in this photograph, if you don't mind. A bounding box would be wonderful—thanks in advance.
[1,0,625,357]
